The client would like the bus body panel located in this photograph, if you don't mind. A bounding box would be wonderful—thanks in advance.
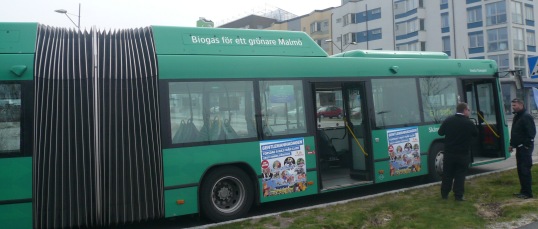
[157,55,498,81]
[0,203,32,229]
[164,187,198,217]
[0,157,31,201]
[151,25,328,57]
[0,22,37,54]
[162,136,318,208]
[370,125,444,183]
[0,54,34,80]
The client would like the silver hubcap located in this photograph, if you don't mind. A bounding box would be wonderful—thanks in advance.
[211,176,245,213]
[434,150,444,176]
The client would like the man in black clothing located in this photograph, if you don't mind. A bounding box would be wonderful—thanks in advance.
[509,98,536,199]
[438,102,478,201]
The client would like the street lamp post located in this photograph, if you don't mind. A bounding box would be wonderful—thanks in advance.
[55,3,81,29]
[325,34,357,54]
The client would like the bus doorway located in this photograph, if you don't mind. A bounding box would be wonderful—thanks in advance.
[463,79,506,163]
[313,82,373,191]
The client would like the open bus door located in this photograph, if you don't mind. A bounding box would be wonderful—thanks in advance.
[463,79,506,163]
[313,82,373,191]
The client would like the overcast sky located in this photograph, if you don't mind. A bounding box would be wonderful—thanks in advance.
[0,0,341,29]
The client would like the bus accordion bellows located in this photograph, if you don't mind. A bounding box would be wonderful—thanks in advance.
[0,22,509,228]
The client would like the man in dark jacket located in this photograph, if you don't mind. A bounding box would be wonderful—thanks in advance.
[438,102,478,201]
[509,98,536,199]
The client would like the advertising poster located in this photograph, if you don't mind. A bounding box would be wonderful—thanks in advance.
[260,138,307,197]
[387,127,421,176]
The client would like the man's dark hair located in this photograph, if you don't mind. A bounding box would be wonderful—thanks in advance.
[511,98,524,106]
[456,103,468,113]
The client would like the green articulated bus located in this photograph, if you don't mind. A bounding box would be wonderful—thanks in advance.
[0,22,510,228]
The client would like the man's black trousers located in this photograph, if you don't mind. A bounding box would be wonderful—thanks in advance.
[441,154,470,198]
[516,146,534,197]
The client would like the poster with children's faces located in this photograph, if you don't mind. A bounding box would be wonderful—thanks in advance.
[387,127,421,176]
[260,138,307,197]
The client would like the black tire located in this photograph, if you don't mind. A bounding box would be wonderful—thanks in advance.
[428,143,444,181]
[200,166,254,222]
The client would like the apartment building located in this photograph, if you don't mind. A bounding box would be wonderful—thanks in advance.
[226,0,538,115]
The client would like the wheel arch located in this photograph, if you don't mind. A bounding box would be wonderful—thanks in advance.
[427,139,445,181]
[197,162,260,210]
[427,139,445,154]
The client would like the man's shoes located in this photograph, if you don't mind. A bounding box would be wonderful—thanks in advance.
[455,197,465,201]
[516,194,533,199]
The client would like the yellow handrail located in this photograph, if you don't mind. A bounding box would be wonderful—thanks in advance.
[344,121,368,156]
[476,112,500,138]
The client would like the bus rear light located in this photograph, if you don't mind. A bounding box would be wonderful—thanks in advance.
[176,200,185,205]
[307,181,314,186]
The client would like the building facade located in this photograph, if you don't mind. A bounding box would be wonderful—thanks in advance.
[322,0,538,117]
[223,0,538,116]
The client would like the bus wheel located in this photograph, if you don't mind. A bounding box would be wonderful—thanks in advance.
[200,166,253,222]
[428,143,444,181]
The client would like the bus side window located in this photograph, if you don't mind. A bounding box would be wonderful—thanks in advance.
[169,81,256,144]
[0,83,21,154]
[259,80,306,137]
[419,77,458,123]
[372,78,420,127]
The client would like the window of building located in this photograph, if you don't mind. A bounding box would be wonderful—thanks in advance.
[487,27,508,52]
[394,1,406,15]
[396,19,419,36]
[527,30,536,46]
[513,27,525,51]
[396,42,420,51]
[511,1,524,24]
[442,36,451,52]
[343,33,350,45]
[441,13,449,28]
[467,6,483,23]
[441,0,448,4]
[514,54,527,77]
[259,80,307,136]
[310,20,329,34]
[343,13,355,26]
[169,81,256,144]
[486,1,507,26]
[336,18,342,24]
[395,22,406,36]
[488,54,509,72]
[372,78,421,127]
[469,32,484,48]
[406,0,416,10]
[394,0,417,15]
[310,22,321,33]
[525,4,535,21]
[0,83,22,154]
[419,77,457,123]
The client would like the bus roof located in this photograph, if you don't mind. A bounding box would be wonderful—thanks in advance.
[151,26,328,57]
[332,50,449,59]
[0,22,38,54]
